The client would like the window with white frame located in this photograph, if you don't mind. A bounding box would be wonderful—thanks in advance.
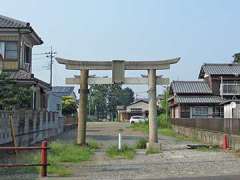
[191,106,208,118]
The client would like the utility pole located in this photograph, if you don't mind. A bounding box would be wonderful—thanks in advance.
[45,47,57,86]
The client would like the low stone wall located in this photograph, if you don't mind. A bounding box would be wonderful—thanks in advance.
[172,125,240,151]
[0,110,64,146]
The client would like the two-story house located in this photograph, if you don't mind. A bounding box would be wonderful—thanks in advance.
[0,14,50,110]
[169,54,240,119]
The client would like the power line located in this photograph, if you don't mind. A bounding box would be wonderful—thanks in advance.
[45,47,57,87]
[33,47,57,86]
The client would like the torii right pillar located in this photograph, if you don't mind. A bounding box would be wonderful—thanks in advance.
[147,69,160,150]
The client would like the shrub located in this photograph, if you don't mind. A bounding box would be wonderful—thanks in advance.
[135,138,147,149]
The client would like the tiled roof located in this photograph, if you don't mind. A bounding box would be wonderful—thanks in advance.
[6,70,32,80]
[175,95,223,104]
[0,14,43,45]
[171,81,212,94]
[0,14,28,28]
[199,63,240,78]
[1,70,50,89]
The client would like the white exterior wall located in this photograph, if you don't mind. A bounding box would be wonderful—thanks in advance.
[224,104,232,118]
[126,101,149,112]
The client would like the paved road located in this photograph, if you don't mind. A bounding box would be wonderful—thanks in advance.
[43,122,240,180]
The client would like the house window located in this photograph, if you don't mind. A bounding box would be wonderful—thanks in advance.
[24,45,31,63]
[0,42,5,59]
[130,108,142,112]
[192,106,208,118]
[181,105,190,118]
[5,42,18,59]
[57,104,61,111]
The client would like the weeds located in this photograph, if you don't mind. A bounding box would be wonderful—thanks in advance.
[135,138,147,149]
[146,147,161,155]
[106,144,136,159]
[0,141,98,177]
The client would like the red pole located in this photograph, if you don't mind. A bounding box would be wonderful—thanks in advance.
[40,140,48,177]
[223,134,229,150]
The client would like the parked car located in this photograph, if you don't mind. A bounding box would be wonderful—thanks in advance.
[129,116,147,124]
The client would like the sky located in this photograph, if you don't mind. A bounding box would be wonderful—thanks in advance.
[1,0,240,97]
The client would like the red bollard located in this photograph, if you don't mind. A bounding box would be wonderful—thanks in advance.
[223,134,229,150]
[40,140,48,177]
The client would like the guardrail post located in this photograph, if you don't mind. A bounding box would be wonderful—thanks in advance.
[40,140,48,177]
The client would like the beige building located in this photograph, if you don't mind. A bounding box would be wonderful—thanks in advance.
[117,100,149,122]
[0,14,50,110]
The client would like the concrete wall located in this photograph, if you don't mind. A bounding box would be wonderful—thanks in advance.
[173,125,240,151]
[0,110,64,146]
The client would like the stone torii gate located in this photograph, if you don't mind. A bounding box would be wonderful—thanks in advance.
[56,57,180,150]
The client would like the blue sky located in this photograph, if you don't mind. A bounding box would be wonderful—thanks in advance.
[1,0,240,97]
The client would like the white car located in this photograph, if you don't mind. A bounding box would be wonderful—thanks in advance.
[129,116,147,124]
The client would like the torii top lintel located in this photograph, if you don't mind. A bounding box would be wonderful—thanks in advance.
[55,57,180,70]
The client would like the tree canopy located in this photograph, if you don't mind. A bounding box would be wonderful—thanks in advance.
[0,73,32,110]
[62,96,77,116]
[89,84,134,120]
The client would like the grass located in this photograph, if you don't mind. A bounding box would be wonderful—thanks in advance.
[46,141,98,176]
[193,145,220,152]
[130,121,149,133]
[135,138,147,149]
[145,147,161,155]
[106,144,136,159]
[129,114,200,143]
[0,141,98,177]
[159,128,199,142]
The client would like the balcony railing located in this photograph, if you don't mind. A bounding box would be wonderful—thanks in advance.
[221,83,240,95]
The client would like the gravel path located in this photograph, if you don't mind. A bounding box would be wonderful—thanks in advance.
[1,122,240,180]
[45,122,240,180]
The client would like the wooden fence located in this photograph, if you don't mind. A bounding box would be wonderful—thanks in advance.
[171,118,240,135]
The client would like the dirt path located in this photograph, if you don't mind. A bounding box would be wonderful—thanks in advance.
[43,122,240,180]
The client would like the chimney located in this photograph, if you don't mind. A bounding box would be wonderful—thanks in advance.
[233,53,240,63]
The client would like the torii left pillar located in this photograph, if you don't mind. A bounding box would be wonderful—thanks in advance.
[77,69,89,145]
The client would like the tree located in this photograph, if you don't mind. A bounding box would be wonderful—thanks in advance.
[119,87,134,106]
[89,84,134,121]
[89,84,108,119]
[62,96,77,116]
[0,73,32,110]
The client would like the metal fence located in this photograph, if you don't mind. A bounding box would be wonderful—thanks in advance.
[171,118,240,135]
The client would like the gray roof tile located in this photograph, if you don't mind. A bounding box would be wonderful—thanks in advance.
[199,63,240,78]
[175,95,223,104]
[171,81,212,94]
[0,14,43,45]
[0,14,28,28]
[1,70,50,89]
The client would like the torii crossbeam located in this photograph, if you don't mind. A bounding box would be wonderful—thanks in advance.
[56,57,180,150]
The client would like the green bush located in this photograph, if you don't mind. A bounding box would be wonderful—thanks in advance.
[130,121,149,133]
[135,138,147,149]
[157,114,170,128]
